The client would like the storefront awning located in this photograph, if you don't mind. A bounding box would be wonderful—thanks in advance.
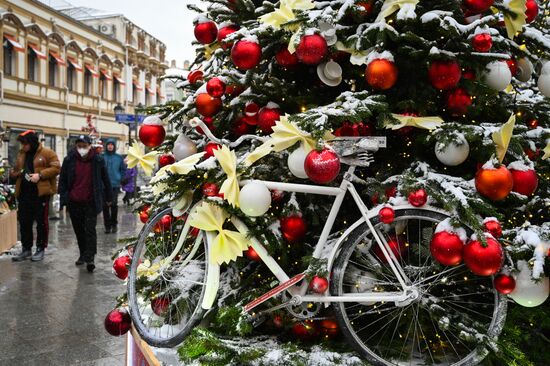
[133,80,143,91]
[28,44,47,60]
[100,69,112,80]
[3,34,25,52]
[85,64,99,78]
[113,74,126,85]
[49,51,66,66]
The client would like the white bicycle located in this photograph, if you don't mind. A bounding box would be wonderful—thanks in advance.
[127,120,506,366]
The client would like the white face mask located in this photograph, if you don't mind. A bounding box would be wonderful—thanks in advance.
[77,147,90,157]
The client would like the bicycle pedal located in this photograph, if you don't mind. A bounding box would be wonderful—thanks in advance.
[251,315,267,328]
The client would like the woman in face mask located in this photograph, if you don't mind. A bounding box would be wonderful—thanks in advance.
[58,135,113,273]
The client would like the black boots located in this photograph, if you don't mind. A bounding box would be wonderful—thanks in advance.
[86,261,95,273]
[31,249,45,262]
[12,249,32,262]
[104,226,111,234]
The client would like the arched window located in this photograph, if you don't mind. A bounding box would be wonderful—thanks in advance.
[27,46,37,81]
[84,67,93,95]
[3,35,23,76]
[48,54,57,86]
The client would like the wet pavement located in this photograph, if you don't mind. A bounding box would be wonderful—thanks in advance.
[0,205,141,366]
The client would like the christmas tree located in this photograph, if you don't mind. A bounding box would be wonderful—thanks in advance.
[108,1,550,365]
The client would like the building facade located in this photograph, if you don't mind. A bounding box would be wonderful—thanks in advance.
[0,0,168,168]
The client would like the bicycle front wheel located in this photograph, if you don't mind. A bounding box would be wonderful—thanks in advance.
[331,207,506,366]
[127,207,208,348]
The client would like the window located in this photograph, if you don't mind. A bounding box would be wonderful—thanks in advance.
[113,77,120,102]
[27,46,39,82]
[3,37,15,76]
[84,67,93,95]
[48,55,58,87]
[145,88,151,106]
[42,134,56,152]
[99,73,107,98]
[132,83,137,103]
[67,63,76,91]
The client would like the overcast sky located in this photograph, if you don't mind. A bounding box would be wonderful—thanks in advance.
[55,0,204,68]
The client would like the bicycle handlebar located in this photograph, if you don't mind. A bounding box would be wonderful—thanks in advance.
[188,117,268,148]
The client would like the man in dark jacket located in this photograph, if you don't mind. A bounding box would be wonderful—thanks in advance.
[102,138,125,233]
[58,135,112,272]
[10,130,60,262]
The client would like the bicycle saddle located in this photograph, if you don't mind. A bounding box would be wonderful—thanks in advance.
[330,137,381,167]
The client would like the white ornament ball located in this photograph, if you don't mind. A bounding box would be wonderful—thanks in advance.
[516,58,534,82]
[541,61,550,75]
[173,134,198,161]
[509,260,550,307]
[538,73,550,98]
[483,61,512,91]
[239,181,271,217]
[435,136,470,166]
[287,145,309,179]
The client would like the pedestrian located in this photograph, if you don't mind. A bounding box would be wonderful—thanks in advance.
[121,158,137,206]
[10,130,60,262]
[58,135,112,272]
[102,138,126,233]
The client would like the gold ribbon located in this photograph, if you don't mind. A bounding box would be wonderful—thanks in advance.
[375,0,419,23]
[188,202,248,265]
[258,0,314,29]
[244,115,334,166]
[541,142,549,160]
[127,142,158,176]
[502,0,527,39]
[214,145,240,207]
[150,152,206,184]
[492,114,516,163]
[385,114,444,130]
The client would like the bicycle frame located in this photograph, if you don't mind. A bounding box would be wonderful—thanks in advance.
[197,165,415,310]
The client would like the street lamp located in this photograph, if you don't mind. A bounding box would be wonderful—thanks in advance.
[114,103,132,146]
[135,102,144,142]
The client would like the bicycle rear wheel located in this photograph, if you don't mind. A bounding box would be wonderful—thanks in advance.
[331,207,506,366]
[127,207,208,348]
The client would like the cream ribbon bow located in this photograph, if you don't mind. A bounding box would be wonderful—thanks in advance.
[375,0,419,23]
[335,42,372,66]
[150,152,206,184]
[244,115,334,166]
[492,114,516,163]
[385,114,444,130]
[214,145,240,207]
[127,142,158,176]
[502,0,527,39]
[542,142,550,160]
[258,0,315,29]
[188,202,248,265]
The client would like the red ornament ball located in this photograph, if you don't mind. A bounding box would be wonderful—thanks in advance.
[217,24,239,49]
[292,321,318,341]
[257,105,281,134]
[472,33,493,52]
[525,0,539,23]
[187,70,204,84]
[194,20,218,44]
[113,255,131,280]
[475,166,514,201]
[275,47,299,68]
[354,1,375,17]
[428,60,462,90]
[408,189,428,207]
[373,236,407,263]
[510,168,538,196]
[139,124,166,148]
[280,215,307,243]
[309,276,329,294]
[272,314,284,328]
[271,189,285,202]
[494,273,516,294]
[484,219,502,238]
[159,214,173,231]
[244,102,260,117]
[430,231,464,266]
[366,59,398,90]
[159,154,175,167]
[506,58,518,76]
[151,296,171,316]
[379,207,395,224]
[206,77,226,98]
[139,210,149,224]
[245,246,261,262]
[446,87,472,115]
[386,186,397,198]
[320,318,339,339]
[463,237,503,276]
[528,118,539,129]
[231,40,262,70]
[304,149,341,184]
[195,93,222,117]
[462,69,476,80]
[204,142,221,159]
[202,182,220,197]
[232,117,254,136]
[463,0,494,13]
[104,308,131,336]
[295,34,328,65]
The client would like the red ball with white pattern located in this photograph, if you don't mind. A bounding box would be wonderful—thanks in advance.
[296,34,328,65]
[139,116,166,148]
[408,189,428,207]
[304,148,341,184]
